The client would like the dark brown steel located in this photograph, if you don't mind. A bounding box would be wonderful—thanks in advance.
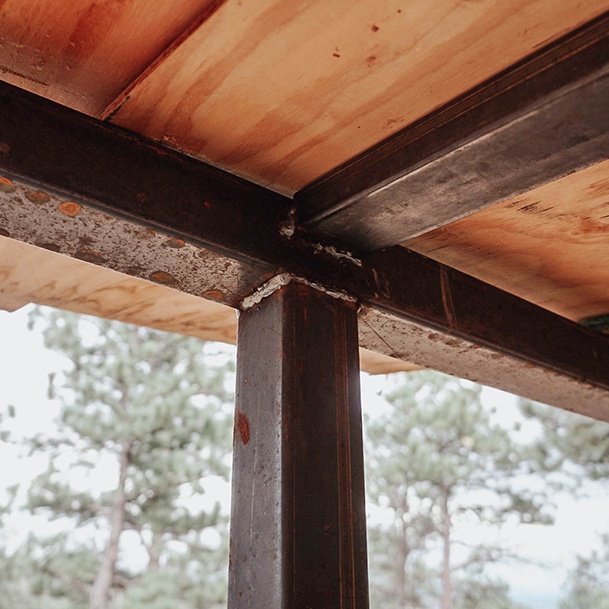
[0,80,290,265]
[229,282,368,609]
[1,61,609,418]
[296,10,609,251]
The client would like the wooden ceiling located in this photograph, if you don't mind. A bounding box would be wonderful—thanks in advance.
[1,0,608,372]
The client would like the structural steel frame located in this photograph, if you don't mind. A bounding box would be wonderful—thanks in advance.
[1,14,609,607]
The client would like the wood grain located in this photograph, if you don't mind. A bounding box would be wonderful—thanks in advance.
[0,0,219,115]
[0,237,418,373]
[110,0,609,194]
[405,160,609,323]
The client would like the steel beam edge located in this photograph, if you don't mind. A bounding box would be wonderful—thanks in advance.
[0,175,276,305]
[359,307,609,421]
[295,10,609,251]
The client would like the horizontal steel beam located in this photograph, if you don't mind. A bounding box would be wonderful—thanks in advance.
[1,78,609,419]
[0,80,290,267]
[296,10,609,251]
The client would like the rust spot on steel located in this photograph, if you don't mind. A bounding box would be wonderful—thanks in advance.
[163,237,186,249]
[74,248,107,264]
[150,270,179,286]
[203,289,225,301]
[58,201,81,217]
[25,190,51,204]
[0,177,16,193]
[235,409,250,446]
[37,242,61,252]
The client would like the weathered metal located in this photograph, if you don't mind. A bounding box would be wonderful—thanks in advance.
[0,80,290,264]
[229,281,368,609]
[1,61,609,419]
[296,10,609,250]
[0,177,272,304]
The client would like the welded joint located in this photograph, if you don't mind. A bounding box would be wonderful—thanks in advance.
[240,272,357,310]
[311,242,363,267]
[279,205,363,267]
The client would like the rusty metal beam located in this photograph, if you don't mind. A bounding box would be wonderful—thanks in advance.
[229,281,368,609]
[1,79,609,419]
[296,10,609,251]
[0,80,290,267]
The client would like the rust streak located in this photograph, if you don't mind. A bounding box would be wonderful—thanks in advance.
[440,267,457,329]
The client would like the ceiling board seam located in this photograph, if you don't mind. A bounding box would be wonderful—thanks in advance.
[101,0,229,121]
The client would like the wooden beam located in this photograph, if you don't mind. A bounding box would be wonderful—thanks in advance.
[1,80,609,418]
[229,281,368,608]
[296,11,609,251]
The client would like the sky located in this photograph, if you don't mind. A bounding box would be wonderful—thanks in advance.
[1,304,608,608]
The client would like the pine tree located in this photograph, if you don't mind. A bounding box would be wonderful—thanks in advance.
[560,533,609,609]
[22,308,234,609]
[365,371,550,609]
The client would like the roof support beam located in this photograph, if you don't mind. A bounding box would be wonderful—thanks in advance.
[296,11,609,251]
[1,78,609,419]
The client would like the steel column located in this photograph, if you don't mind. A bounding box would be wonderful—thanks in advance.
[229,281,368,609]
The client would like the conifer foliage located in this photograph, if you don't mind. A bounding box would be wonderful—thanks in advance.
[11,308,234,609]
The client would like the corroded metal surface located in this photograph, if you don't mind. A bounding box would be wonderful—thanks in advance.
[230,282,368,609]
[359,306,609,419]
[1,63,609,419]
[0,176,271,304]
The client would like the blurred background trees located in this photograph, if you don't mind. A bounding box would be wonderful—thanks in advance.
[1,308,234,609]
[1,307,608,609]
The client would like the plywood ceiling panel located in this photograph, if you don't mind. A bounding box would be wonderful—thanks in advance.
[404,159,609,324]
[110,0,609,194]
[0,0,220,115]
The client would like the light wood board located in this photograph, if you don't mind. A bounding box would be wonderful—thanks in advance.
[0,237,419,374]
[405,159,609,323]
[0,0,218,115]
[110,0,609,194]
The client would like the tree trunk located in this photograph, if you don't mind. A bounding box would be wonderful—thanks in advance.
[396,508,410,608]
[148,531,164,571]
[90,441,131,609]
[440,488,452,609]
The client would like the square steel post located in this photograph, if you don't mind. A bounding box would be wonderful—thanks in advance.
[229,281,369,609]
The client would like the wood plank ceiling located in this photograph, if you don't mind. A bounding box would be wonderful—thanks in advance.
[1,0,609,370]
